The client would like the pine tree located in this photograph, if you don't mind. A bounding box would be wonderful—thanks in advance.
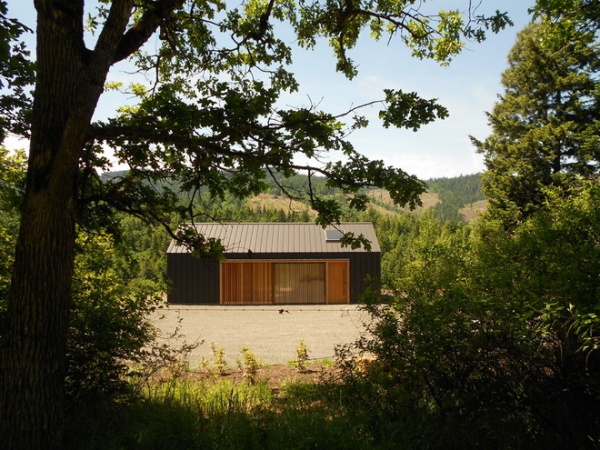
[472,19,600,226]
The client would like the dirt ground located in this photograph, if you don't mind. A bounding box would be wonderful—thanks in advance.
[173,360,341,394]
[151,304,370,369]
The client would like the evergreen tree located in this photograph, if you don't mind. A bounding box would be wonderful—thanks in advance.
[472,19,600,226]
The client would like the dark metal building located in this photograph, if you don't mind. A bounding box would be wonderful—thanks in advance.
[167,222,381,305]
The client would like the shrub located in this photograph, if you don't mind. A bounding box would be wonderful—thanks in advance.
[66,235,166,403]
[237,346,261,384]
[340,189,600,447]
[290,338,310,373]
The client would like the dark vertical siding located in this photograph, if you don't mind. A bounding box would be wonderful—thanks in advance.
[167,254,220,304]
[348,252,380,303]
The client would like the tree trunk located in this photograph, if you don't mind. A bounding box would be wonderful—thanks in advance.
[0,1,134,448]
[0,170,77,450]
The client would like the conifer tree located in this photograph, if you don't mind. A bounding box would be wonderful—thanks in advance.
[472,19,600,226]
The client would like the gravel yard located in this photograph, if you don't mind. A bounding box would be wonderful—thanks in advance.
[152,304,369,367]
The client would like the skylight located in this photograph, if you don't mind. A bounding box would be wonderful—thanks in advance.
[325,229,344,242]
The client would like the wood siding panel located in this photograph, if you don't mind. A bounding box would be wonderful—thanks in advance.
[222,261,273,304]
[221,260,329,304]
[327,260,349,304]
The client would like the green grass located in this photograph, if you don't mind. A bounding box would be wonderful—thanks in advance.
[64,376,374,450]
[64,366,580,450]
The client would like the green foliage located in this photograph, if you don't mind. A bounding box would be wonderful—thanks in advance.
[0,148,25,304]
[0,222,170,406]
[0,149,169,404]
[340,180,600,447]
[531,0,600,37]
[200,342,230,376]
[376,212,471,286]
[475,181,600,357]
[472,17,600,227]
[237,346,262,384]
[118,215,170,284]
[379,89,448,131]
[71,0,513,254]
[67,234,164,403]
[426,173,485,221]
[290,339,310,373]
[284,0,510,76]
[194,170,481,224]
[0,1,34,142]
[1,0,515,445]
[65,378,273,450]
[64,377,374,450]
[469,184,600,444]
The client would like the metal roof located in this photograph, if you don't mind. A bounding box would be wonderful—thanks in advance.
[167,222,380,254]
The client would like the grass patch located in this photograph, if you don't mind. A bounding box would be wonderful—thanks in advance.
[64,373,373,450]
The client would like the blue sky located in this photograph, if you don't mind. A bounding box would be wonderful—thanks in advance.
[6,0,535,179]
[276,0,535,179]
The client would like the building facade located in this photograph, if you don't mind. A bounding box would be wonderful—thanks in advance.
[167,222,380,305]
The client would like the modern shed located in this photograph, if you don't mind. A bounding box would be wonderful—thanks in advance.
[167,222,380,305]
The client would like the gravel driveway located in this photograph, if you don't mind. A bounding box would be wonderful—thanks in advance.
[152,305,369,367]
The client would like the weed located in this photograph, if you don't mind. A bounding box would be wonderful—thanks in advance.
[290,338,310,373]
[199,342,229,376]
[236,346,261,384]
[313,357,334,368]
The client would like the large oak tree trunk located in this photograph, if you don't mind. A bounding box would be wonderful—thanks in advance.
[0,1,134,448]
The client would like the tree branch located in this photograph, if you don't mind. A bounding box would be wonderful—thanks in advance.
[113,0,185,63]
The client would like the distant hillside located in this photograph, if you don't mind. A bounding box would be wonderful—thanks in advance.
[459,200,488,222]
[246,193,315,217]
[426,174,484,204]
[366,189,440,214]
[425,174,487,222]
[360,174,487,221]
[250,173,486,222]
[101,170,487,222]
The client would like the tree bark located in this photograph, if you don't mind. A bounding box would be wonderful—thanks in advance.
[0,1,135,448]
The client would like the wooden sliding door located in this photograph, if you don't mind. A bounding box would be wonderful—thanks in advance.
[221,261,272,304]
[221,260,349,304]
[273,262,325,304]
[327,260,349,304]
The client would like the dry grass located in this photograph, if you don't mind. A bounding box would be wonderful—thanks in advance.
[245,190,442,218]
[246,193,315,216]
[162,361,339,394]
[460,199,488,222]
[367,188,440,212]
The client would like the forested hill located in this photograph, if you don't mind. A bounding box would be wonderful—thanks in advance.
[102,171,486,222]
[425,174,487,221]
[265,172,487,222]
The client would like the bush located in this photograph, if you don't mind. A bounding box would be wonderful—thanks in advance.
[340,186,600,447]
[66,235,166,403]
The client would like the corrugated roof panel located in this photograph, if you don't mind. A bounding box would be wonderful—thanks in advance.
[166,222,380,254]
[284,225,291,252]
[252,224,261,254]
[302,224,312,253]
[290,224,298,253]
[275,224,283,253]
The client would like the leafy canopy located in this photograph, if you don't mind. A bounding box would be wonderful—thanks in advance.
[0,1,34,141]
[68,0,512,251]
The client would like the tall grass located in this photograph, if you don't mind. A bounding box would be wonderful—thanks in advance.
[64,376,373,450]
